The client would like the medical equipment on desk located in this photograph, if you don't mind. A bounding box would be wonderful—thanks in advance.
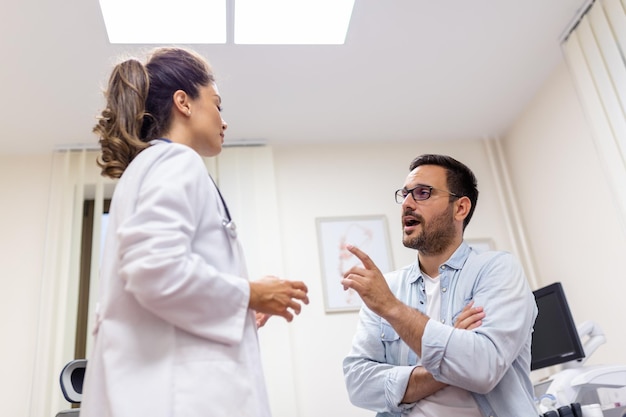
[534,320,626,411]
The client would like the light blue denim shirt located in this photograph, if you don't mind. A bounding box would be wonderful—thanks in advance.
[343,242,538,417]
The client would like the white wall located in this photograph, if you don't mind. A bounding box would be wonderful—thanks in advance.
[502,60,626,368]
[0,153,52,416]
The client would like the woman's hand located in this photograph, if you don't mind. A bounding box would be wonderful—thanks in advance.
[249,276,309,322]
[255,312,271,328]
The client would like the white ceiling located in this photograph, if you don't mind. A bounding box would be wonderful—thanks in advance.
[1,0,588,154]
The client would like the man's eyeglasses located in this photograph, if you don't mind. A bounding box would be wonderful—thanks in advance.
[395,185,460,204]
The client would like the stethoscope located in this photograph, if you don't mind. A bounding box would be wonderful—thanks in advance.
[209,176,238,239]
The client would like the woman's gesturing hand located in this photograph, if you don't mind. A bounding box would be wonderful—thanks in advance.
[249,276,309,323]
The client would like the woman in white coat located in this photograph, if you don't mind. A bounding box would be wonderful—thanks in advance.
[81,47,309,417]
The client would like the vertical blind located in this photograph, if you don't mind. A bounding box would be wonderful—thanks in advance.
[562,0,626,233]
[30,149,113,417]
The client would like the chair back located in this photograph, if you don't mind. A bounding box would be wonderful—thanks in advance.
[55,359,87,417]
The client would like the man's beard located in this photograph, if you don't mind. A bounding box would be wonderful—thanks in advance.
[403,204,456,255]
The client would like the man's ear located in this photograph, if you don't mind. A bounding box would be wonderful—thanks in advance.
[454,196,471,223]
[172,90,191,116]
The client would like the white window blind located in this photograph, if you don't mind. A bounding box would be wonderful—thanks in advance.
[563,0,626,233]
[30,149,114,417]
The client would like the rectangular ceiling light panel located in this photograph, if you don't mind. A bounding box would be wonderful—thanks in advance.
[234,0,355,44]
[99,0,226,44]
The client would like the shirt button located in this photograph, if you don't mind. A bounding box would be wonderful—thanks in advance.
[440,319,445,323]
[441,265,446,270]
[442,287,447,292]
[381,333,385,338]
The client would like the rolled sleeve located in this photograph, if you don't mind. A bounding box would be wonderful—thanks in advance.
[343,305,417,415]
[420,320,454,380]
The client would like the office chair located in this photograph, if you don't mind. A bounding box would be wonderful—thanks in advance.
[55,359,87,417]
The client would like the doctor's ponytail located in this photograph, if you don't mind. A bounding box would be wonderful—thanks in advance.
[94,58,150,179]
[94,47,215,179]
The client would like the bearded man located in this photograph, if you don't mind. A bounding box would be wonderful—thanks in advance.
[342,154,538,417]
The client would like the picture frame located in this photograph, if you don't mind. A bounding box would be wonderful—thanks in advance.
[466,238,495,253]
[316,215,394,313]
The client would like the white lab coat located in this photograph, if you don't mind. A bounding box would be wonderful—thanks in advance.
[81,141,271,417]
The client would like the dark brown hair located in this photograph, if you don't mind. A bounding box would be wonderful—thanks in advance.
[94,47,214,179]
[409,154,479,229]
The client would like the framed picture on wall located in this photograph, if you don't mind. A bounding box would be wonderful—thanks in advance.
[316,215,394,313]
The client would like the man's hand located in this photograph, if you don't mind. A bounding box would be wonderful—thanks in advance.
[343,244,428,355]
[454,300,485,330]
[341,244,400,316]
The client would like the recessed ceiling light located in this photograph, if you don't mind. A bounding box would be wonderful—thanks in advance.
[234,0,355,45]
[99,0,226,44]
[98,0,354,45]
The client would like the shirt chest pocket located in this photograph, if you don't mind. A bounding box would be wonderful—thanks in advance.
[380,321,417,366]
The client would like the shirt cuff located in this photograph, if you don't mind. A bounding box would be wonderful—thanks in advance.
[386,365,419,412]
[421,319,454,380]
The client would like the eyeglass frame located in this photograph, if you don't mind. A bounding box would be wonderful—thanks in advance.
[395,184,460,204]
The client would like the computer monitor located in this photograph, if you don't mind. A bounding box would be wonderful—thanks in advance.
[531,282,585,371]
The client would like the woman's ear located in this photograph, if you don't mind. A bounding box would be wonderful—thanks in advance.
[172,90,191,116]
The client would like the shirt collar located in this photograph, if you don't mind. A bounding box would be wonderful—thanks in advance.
[410,241,472,283]
[444,241,471,270]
